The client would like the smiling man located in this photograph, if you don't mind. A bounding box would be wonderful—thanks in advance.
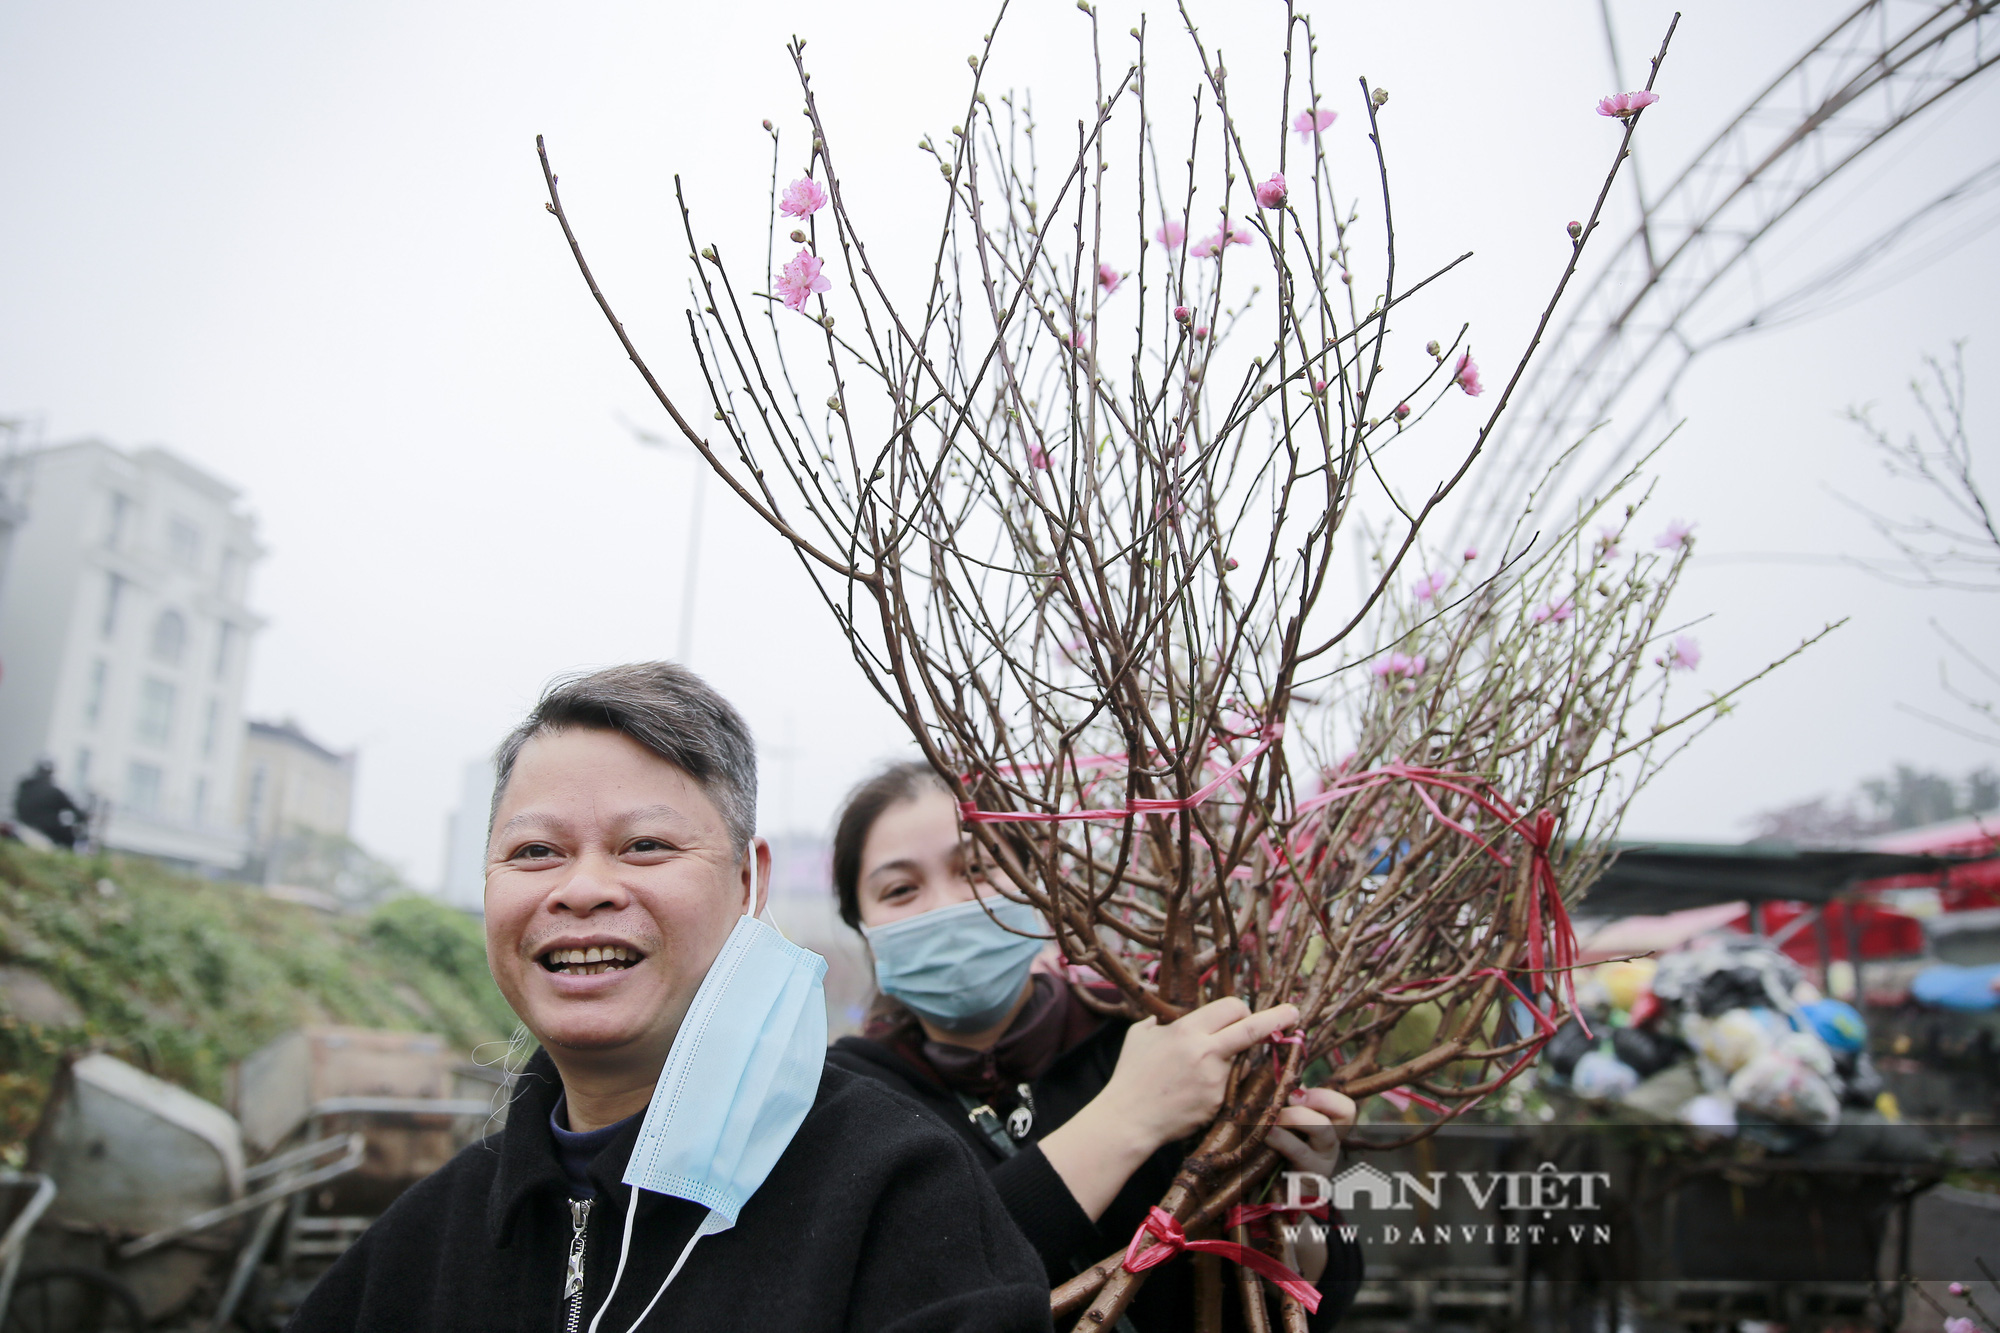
[288,663,1052,1333]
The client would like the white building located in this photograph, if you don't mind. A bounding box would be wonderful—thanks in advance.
[439,756,495,911]
[239,717,356,880]
[0,440,263,872]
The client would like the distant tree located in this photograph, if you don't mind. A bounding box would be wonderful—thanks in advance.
[1845,343,1998,745]
[253,826,410,909]
[1748,763,1999,843]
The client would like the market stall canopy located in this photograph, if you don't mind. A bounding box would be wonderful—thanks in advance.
[1578,842,1971,917]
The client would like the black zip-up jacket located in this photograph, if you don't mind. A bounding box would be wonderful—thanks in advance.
[286,1050,1052,1333]
[828,1019,1363,1332]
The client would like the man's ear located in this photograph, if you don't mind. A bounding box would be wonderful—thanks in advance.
[743,837,772,915]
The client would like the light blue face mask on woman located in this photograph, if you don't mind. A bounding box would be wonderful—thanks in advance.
[862,894,1049,1032]
[587,845,827,1333]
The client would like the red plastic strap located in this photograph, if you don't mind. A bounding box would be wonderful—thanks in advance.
[1121,1207,1323,1314]
[959,725,1282,825]
[1297,763,1581,1016]
[1226,1200,1330,1227]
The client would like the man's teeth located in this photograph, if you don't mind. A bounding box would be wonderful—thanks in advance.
[545,946,640,975]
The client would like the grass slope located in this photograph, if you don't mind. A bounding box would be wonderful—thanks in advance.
[0,842,514,1156]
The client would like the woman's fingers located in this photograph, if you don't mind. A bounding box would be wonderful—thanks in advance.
[1264,1124,1310,1168]
[1288,1087,1357,1126]
[1179,996,1252,1035]
[1209,1002,1299,1055]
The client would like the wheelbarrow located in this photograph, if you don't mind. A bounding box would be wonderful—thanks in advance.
[20,1053,361,1331]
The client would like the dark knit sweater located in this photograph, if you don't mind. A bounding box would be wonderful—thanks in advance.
[286,1050,1053,1333]
[828,1007,1363,1333]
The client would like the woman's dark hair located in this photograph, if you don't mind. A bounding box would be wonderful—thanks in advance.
[832,760,948,929]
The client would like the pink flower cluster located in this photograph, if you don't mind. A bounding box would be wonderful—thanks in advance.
[1293,106,1337,142]
[1372,651,1427,681]
[1098,263,1123,295]
[1413,571,1449,602]
[1454,351,1483,397]
[776,249,832,312]
[779,176,828,218]
[1155,220,1186,250]
[1531,598,1576,626]
[1596,90,1660,119]
[1191,220,1253,258]
[1661,634,1701,671]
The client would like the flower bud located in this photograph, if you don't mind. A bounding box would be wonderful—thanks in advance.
[1370,87,1388,108]
[968,54,981,68]
[1225,557,1240,571]
[827,396,843,412]
[1173,305,1191,323]
[821,314,836,329]
[701,245,718,263]
[1312,379,1327,394]
[1193,326,1209,340]
[1394,402,1411,420]
[761,119,773,131]
[786,230,804,244]
[714,411,726,421]
[1340,270,1352,285]
[1567,220,1582,240]
[1425,339,1441,358]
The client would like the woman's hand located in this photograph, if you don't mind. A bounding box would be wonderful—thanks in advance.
[1266,1086,1356,1179]
[1039,998,1299,1221]
[1265,1086,1357,1285]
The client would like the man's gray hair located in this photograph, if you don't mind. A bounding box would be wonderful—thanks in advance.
[491,662,758,850]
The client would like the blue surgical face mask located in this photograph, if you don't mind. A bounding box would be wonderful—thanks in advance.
[589,844,827,1333]
[861,894,1048,1033]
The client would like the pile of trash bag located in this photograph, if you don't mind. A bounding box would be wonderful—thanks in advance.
[1535,937,1889,1142]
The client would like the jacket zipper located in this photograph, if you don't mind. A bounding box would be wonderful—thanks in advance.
[563,1197,593,1333]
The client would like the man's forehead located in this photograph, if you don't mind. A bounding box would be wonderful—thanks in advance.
[497,802,697,837]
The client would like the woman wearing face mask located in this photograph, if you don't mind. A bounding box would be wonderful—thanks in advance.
[825,763,1364,1331]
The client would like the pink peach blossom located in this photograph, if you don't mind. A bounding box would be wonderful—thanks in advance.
[776,248,832,312]
[1312,379,1327,394]
[1173,305,1191,323]
[1597,525,1622,560]
[1026,442,1050,471]
[1293,107,1337,142]
[1462,546,1478,562]
[1413,571,1448,602]
[1255,173,1287,209]
[1531,598,1576,625]
[1097,263,1123,295]
[1371,651,1427,681]
[778,176,829,218]
[1394,402,1411,420]
[1654,519,1694,549]
[1191,220,1254,258]
[1454,350,1484,397]
[1596,90,1660,119]
[1944,1319,1976,1333]
[1155,220,1186,250]
[1663,634,1701,671]
[1193,326,1209,340]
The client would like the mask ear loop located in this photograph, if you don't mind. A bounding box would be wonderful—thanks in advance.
[745,841,762,920]
[585,1185,713,1333]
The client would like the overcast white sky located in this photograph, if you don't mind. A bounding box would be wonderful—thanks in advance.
[4,1,1996,886]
